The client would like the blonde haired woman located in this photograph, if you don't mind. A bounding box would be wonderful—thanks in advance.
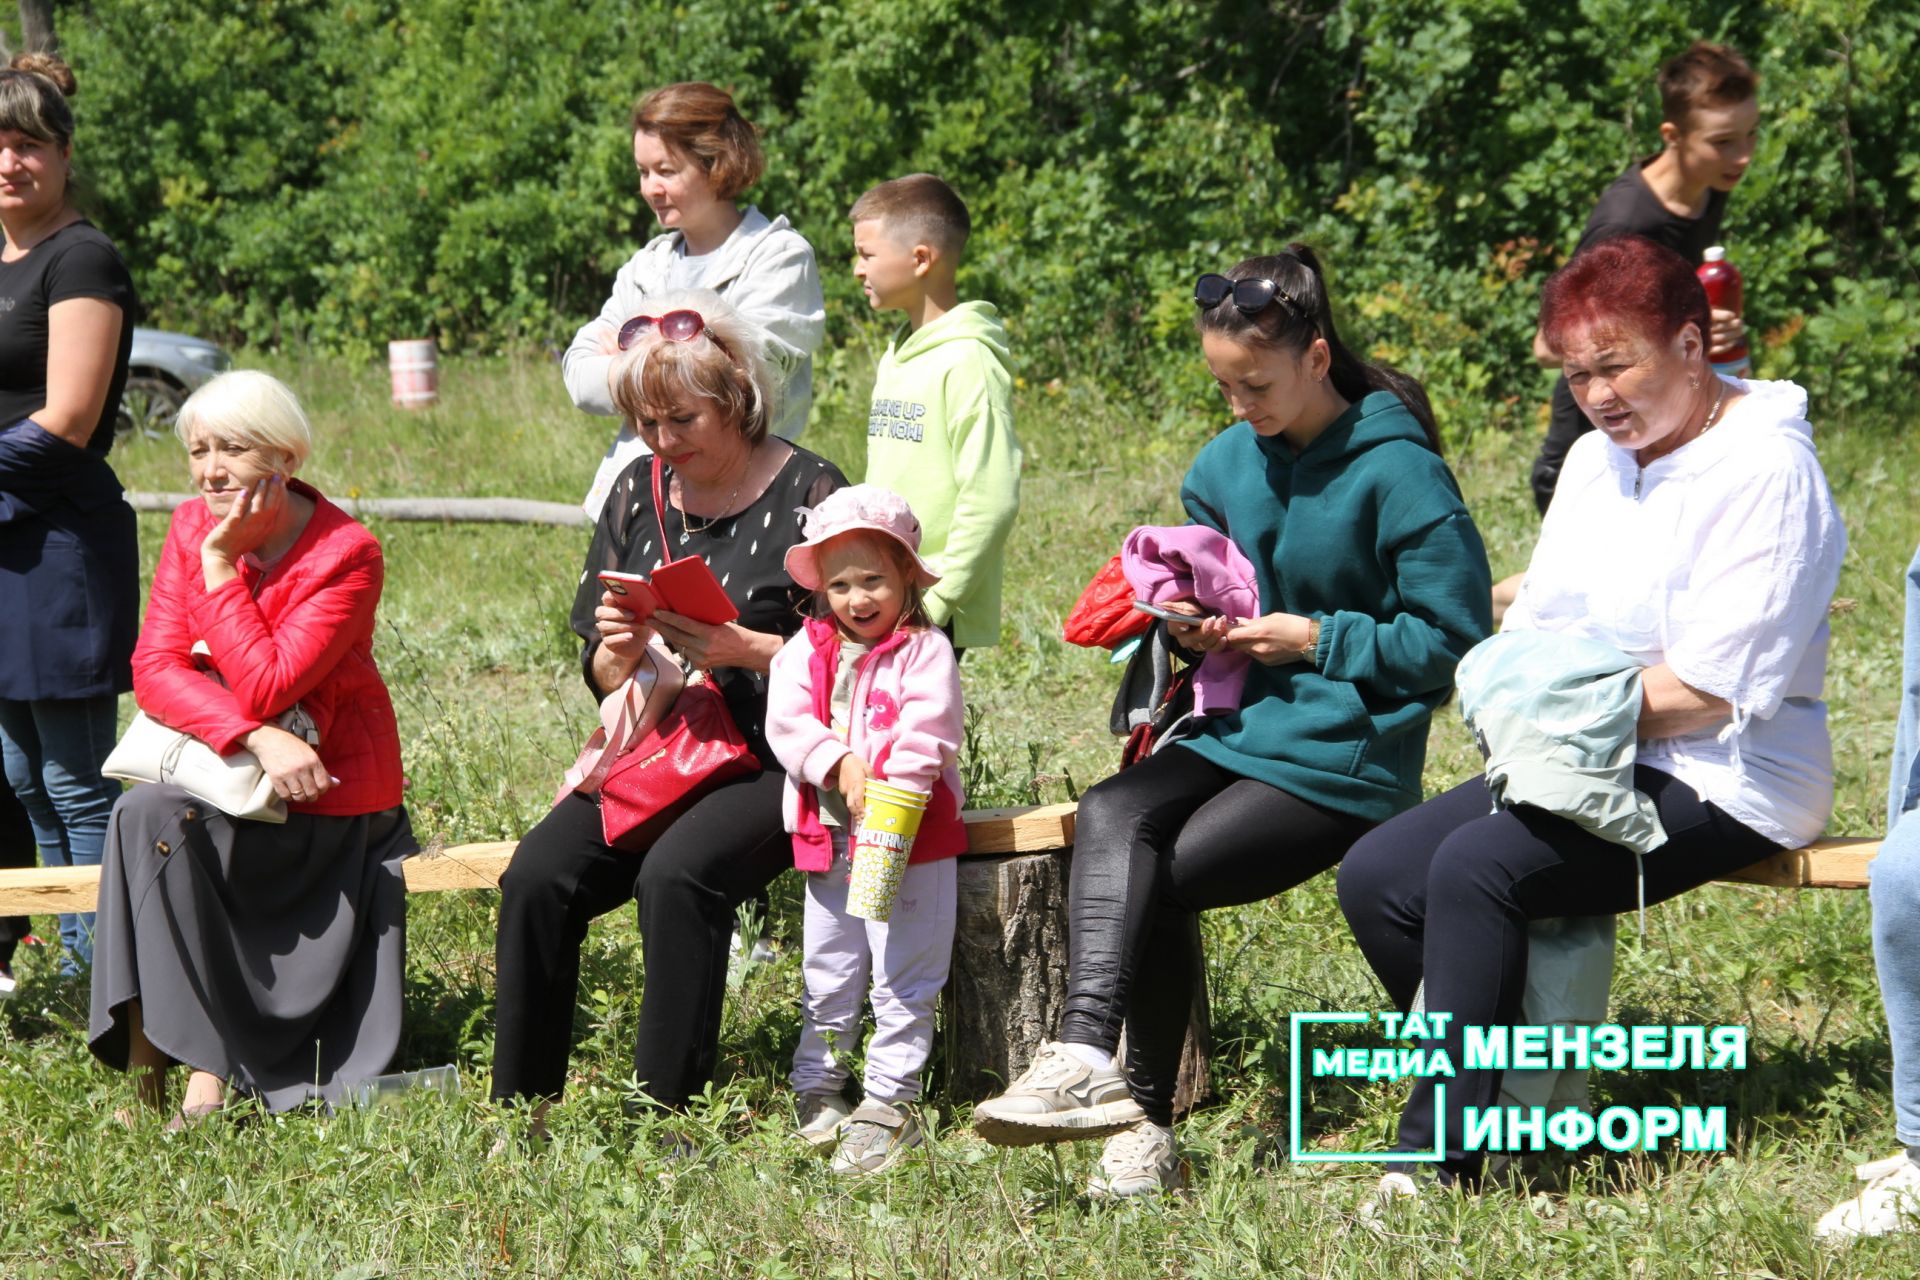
[89,371,414,1126]
[495,290,845,1136]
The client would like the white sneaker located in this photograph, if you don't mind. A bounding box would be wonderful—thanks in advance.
[830,1101,922,1175]
[1357,1170,1427,1231]
[972,1041,1146,1147]
[0,965,15,1000]
[1088,1121,1183,1198]
[1816,1152,1920,1240]
[796,1090,854,1150]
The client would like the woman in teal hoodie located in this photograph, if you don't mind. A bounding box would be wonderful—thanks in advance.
[974,246,1492,1195]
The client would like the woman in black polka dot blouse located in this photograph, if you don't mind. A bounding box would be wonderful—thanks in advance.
[491,292,845,1129]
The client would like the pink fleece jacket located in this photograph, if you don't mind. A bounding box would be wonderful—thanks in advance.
[1121,523,1261,716]
[765,617,968,872]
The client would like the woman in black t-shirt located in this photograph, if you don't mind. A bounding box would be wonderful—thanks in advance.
[0,54,140,974]
[492,291,845,1135]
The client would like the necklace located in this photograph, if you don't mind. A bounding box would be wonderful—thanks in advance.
[1634,379,1730,498]
[672,464,747,546]
[1696,378,1731,440]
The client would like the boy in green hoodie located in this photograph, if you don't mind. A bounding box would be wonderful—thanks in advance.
[850,175,1021,651]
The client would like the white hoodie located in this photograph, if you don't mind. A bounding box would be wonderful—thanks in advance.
[563,206,826,518]
[1505,378,1847,848]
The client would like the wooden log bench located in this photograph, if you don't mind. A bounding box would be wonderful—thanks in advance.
[0,802,1152,1105]
[0,804,1877,1113]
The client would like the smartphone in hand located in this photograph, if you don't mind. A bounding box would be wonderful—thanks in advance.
[648,555,739,625]
[1131,599,1224,625]
[598,571,661,622]
[597,558,739,627]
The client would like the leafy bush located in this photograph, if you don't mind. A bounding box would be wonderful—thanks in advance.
[60,0,1920,442]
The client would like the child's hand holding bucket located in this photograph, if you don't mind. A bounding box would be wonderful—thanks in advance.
[848,779,931,921]
[833,754,870,826]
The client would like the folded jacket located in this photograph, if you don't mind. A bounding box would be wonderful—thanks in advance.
[1121,524,1260,717]
[0,418,124,523]
[1456,628,1667,855]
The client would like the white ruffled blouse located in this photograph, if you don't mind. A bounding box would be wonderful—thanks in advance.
[1504,377,1847,848]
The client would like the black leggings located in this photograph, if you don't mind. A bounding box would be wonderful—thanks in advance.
[490,769,791,1109]
[1060,745,1375,1125]
[1335,767,1782,1181]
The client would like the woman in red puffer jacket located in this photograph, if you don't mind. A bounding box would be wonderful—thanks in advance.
[87,370,414,1127]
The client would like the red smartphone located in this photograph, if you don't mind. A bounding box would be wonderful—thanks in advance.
[597,571,661,622]
[649,555,740,625]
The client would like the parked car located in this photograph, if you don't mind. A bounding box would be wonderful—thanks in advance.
[115,327,232,438]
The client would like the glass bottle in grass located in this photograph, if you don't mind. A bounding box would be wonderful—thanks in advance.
[344,1063,461,1108]
[1697,246,1752,377]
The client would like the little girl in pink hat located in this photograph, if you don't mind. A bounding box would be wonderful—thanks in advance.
[764,484,966,1174]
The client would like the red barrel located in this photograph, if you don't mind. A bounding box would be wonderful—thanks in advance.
[388,339,439,409]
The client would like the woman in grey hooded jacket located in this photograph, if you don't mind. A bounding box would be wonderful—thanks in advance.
[563,82,825,519]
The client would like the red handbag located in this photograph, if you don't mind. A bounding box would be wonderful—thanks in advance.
[599,672,760,850]
[1063,553,1152,649]
[590,457,761,850]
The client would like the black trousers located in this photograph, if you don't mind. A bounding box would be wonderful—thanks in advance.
[0,773,33,967]
[1059,744,1375,1124]
[1335,768,1782,1181]
[490,769,791,1109]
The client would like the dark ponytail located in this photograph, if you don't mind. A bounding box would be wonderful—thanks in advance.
[1195,244,1443,455]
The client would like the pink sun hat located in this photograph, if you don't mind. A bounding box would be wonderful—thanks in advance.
[784,484,942,592]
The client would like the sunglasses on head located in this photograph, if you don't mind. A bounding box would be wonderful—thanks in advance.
[1194,272,1302,318]
[617,309,732,354]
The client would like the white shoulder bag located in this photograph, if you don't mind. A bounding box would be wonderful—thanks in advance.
[103,642,319,824]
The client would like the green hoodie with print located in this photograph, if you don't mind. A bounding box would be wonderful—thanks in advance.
[864,301,1021,649]
[1177,391,1493,823]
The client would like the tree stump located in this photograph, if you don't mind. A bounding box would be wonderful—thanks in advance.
[942,848,1211,1117]
[943,851,1073,1100]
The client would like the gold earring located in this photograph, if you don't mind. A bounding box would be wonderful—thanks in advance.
[1690,374,1700,390]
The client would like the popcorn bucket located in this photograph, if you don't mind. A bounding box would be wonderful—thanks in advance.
[848,781,930,921]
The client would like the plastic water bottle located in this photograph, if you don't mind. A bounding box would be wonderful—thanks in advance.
[1696,246,1751,377]
[344,1063,461,1109]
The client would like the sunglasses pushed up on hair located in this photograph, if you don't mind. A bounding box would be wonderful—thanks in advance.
[617,309,732,355]
[1194,272,1302,318]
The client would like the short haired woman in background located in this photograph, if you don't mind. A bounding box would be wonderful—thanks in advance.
[563,82,825,520]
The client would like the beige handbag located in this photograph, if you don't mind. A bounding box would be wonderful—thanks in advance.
[103,643,320,823]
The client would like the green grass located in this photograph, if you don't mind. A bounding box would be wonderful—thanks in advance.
[4,353,1918,1277]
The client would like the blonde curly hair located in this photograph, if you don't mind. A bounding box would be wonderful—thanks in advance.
[609,290,777,444]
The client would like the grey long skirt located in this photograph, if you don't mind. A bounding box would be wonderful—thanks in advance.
[87,783,414,1111]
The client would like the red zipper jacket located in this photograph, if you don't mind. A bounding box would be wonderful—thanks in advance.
[131,479,403,816]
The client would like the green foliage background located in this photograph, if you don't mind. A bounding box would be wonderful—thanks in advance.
[53,0,1920,436]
